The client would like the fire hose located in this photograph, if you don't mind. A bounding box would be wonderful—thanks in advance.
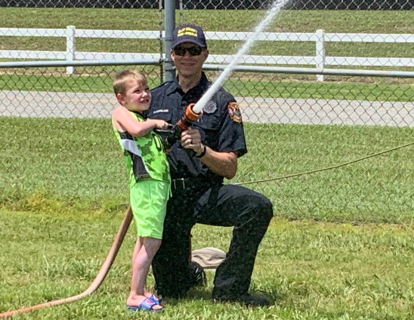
[155,103,202,151]
[0,206,133,319]
[3,101,412,318]
[0,105,202,319]
[1,3,288,315]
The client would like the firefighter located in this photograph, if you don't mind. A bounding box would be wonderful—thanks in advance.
[147,24,273,307]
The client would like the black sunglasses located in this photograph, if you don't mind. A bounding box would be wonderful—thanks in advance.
[172,46,204,56]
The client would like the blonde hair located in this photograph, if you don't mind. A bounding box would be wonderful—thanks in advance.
[113,70,148,95]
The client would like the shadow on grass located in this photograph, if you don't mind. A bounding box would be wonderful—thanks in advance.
[176,284,280,307]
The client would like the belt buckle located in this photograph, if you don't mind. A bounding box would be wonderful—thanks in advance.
[173,178,186,190]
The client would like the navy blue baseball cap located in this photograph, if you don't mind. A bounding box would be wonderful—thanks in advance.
[171,24,207,49]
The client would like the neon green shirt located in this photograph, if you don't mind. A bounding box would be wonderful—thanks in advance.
[113,111,170,188]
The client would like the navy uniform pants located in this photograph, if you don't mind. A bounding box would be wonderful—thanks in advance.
[152,181,273,299]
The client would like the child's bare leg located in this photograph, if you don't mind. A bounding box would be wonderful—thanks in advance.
[131,238,149,295]
[130,238,159,299]
[127,237,162,309]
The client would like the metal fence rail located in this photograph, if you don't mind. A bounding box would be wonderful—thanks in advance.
[2,26,414,80]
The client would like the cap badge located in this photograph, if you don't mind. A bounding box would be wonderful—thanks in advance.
[177,27,198,38]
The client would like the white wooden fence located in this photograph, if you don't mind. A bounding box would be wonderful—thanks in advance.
[1,26,414,81]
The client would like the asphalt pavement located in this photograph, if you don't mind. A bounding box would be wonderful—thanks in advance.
[1,90,413,127]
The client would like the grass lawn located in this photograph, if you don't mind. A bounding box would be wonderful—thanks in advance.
[2,8,414,60]
[0,117,413,223]
[1,210,414,319]
[2,72,414,102]
[1,8,414,99]
[1,7,414,320]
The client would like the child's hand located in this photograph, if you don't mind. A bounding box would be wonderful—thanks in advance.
[148,119,169,129]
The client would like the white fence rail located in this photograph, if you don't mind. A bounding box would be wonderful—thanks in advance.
[1,26,414,80]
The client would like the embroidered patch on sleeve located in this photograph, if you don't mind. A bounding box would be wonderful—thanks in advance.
[227,102,242,123]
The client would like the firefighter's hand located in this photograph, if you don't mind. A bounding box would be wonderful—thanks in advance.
[181,128,204,154]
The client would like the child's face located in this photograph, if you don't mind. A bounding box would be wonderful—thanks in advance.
[119,78,151,112]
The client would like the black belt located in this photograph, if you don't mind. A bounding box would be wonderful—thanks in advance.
[171,177,218,193]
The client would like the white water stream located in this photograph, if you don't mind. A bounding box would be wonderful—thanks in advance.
[192,0,291,114]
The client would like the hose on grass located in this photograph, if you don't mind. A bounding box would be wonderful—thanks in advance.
[1,140,413,318]
[233,140,414,186]
[0,206,133,319]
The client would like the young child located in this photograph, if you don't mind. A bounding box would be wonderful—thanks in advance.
[112,70,170,312]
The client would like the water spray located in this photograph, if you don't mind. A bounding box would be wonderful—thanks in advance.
[192,0,288,114]
[1,1,289,317]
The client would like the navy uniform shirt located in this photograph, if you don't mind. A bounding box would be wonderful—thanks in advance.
[148,72,247,183]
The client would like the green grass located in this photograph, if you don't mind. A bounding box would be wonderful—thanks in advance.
[1,8,414,100]
[1,8,414,57]
[1,117,413,223]
[1,210,414,319]
[2,8,414,57]
[0,72,161,93]
[1,8,414,34]
[2,72,414,101]
[242,123,414,223]
[1,8,414,318]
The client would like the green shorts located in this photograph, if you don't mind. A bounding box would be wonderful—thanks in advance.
[130,179,171,239]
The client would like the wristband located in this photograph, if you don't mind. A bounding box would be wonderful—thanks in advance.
[195,144,207,158]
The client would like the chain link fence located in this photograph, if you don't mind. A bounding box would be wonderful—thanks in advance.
[1,0,413,223]
[1,0,413,9]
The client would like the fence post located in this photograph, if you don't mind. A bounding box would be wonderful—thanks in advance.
[315,29,325,82]
[66,25,76,74]
[164,0,176,82]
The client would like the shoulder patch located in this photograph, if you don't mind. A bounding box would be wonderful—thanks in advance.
[227,102,242,123]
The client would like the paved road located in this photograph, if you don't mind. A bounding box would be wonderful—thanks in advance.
[1,90,414,127]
